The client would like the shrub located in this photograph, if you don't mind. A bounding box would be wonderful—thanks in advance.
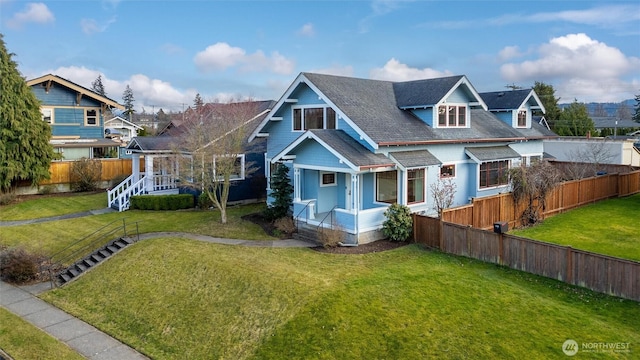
[0,191,16,205]
[198,192,213,210]
[274,216,296,235]
[0,247,47,284]
[110,174,130,188]
[320,227,344,248]
[38,185,56,195]
[382,203,413,242]
[70,158,102,192]
[130,194,195,210]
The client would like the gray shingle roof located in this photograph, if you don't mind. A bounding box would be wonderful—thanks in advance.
[393,76,465,108]
[389,150,441,168]
[465,146,521,162]
[127,136,179,152]
[480,89,532,110]
[309,130,394,169]
[301,73,549,146]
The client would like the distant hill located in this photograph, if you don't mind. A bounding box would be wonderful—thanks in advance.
[559,99,636,118]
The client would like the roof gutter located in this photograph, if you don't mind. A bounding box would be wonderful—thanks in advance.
[378,137,526,146]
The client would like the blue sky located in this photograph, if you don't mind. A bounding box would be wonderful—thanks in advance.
[2,0,639,112]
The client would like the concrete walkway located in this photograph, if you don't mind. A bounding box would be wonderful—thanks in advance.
[1,209,317,359]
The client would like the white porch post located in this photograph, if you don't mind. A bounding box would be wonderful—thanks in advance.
[145,155,154,193]
[351,174,360,212]
[294,167,301,201]
[131,154,140,182]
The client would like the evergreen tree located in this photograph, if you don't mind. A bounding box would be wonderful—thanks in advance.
[122,85,135,120]
[533,81,561,131]
[264,163,293,220]
[633,93,640,122]
[556,100,595,136]
[91,75,106,97]
[0,34,55,192]
[194,93,204,109]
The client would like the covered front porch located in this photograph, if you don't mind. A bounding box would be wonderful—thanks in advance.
[291,168,390,244]
[108,138,181,211]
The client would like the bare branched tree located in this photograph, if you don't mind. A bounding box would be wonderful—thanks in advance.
[430,178,457,216]
[175,99,261,224]
[563,140,615,180]
[509,161,561,226]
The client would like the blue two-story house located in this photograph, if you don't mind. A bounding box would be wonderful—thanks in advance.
[27,74,125,160]
[250,72,556,244]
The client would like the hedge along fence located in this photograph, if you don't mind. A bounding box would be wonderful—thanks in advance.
[39,159,145,186]
[413,215,640,301]
[442,170,640,230]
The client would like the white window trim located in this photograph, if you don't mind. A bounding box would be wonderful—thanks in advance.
[41,107,54,124]
[213,154,245,182]
[292,105,337,132]
[406,167,426,205]
[436,103,468,128]
[84,108,99,127]
[516,109,528,128]
[320,171,337,187]
[439,164,457,179]
[374,170,398,205]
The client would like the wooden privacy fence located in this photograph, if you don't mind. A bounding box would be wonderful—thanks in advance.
[442,170,640,230]
[413,215,640,301]
[40,159,144,185]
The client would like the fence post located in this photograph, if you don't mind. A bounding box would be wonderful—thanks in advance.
[566,246,573,284]
[438,219,444,250]
[498,233,504,265]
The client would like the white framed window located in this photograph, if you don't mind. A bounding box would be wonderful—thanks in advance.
[293,106,336,131]
[479,160,509,189]
[440,164,456,178]
[517,110,527,127]
[41,107,54,124]
[376,170,397,204]
[407,168,425,204]
[437,105,467,128]
[213,154,245,181]
[320,172,336,187]
[85,109,98,126]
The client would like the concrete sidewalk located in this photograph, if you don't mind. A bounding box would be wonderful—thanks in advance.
[1,281,148,360]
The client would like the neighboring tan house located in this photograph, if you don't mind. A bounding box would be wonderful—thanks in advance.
[544,137,640,168]
[27,74,125,160]
[108,100,274,211]
[250,73,556,245]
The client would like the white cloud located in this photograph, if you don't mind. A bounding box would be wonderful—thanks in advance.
[194,42,295,75]
[500,33,640,102]
[498,46,524,61]
[297,23,315,37]
[369,58,453,81]
[41,66,192,112]
[160,43,184,55]
[7,2,54,29]
[80,17,116,35]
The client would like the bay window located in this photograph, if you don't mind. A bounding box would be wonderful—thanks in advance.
[407,169,425,204]
[376,171,397,203]
[479,160,509,188]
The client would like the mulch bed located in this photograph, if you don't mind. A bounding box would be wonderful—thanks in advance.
[242,213,410,254]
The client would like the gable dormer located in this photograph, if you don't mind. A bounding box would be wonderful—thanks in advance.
[479,89,546,129]
[393,75,487,129]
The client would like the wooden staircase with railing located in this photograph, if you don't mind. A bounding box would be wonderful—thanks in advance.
[107,174,146,212]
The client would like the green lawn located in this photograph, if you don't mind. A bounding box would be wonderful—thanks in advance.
[41,239,640,359]
[0,307,84,360]
[0,203,276,256]
[511,193,640,261]
[0,192,107,221]
[3,193,639,359]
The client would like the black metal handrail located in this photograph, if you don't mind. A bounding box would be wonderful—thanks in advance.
[49,218,136,267]
[317,205,338,233]
[294,200,314,231]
